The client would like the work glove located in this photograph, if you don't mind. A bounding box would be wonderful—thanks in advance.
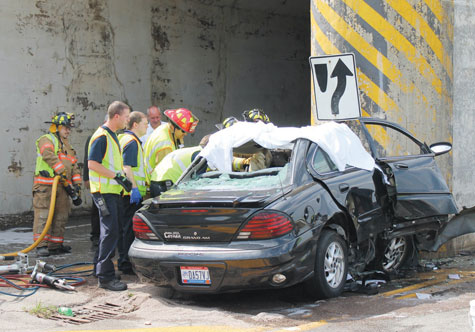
[114,173,133,192]
[130,187,142,205]
[242,157,251,171]
[64,183,82,206]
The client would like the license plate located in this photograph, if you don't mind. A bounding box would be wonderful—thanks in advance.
[180,266,211,285]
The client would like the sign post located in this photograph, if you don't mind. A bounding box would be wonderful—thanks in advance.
[310,53,361,120]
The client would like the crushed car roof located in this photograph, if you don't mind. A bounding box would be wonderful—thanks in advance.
[200,121,375,172]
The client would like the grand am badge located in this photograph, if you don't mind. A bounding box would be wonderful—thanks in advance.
[183,233,210,240]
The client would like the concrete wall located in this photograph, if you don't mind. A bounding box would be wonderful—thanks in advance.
[451,0,475,250]
[0,0,153,214]
[310,0,454,182]
[149,0,310,144]
[0,0,309,215]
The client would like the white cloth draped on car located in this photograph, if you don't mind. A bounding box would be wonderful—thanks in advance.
[200,121,375,173]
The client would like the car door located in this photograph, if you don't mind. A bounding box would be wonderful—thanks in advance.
[360,119,457,220]
[306,142,389,242]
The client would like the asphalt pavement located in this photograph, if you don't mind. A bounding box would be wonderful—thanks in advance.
[0,214,97,267]
[0,215,474,332]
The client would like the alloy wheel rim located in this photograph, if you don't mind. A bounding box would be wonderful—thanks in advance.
[383,237,407,271]
[324,242,345,288]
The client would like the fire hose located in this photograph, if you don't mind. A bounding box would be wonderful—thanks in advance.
[0,175,94,296]
[0,175,60,259]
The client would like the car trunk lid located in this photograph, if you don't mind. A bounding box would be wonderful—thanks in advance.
[141,188,286,242]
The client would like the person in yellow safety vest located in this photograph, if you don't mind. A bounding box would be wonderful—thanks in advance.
[143,108,199,177]
[149,135,210,196]
[33,112,82,257]
[117,111,148,275]
[88,101,132,292]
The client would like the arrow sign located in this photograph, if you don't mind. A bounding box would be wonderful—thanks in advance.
[309,53,361,120]
[330,59,353,115]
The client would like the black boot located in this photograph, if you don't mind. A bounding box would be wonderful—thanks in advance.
[36,247,50,257]
[48,245,72,255]
[99,279,127,291]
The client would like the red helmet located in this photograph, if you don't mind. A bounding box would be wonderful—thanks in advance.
[164,108,199,134]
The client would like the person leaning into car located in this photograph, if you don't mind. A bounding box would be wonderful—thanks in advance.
[88,101,132,292]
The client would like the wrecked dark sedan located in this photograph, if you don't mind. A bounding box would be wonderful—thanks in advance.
[129,118,468,298]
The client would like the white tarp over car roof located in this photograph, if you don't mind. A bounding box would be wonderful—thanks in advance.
[200,121,375,173]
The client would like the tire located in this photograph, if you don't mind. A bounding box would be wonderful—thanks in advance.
[306,230,348,299]
[379,236,413,273]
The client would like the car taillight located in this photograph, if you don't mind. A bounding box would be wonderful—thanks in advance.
[133,215,159,240]
[236,211,294,240]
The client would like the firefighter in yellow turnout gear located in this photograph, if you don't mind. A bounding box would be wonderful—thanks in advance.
[144,108,199,197]
[150,134,209,190]
[33,112,82,257]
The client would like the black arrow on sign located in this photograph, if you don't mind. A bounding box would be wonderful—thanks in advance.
[330,59,353,115]
[314,64,328,92]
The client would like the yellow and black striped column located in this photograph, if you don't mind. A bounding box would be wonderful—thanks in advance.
[310,0,453,147]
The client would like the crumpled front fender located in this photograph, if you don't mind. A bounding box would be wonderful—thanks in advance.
[427,206,475,252]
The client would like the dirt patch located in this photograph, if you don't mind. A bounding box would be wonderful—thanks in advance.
[0,212,33,230]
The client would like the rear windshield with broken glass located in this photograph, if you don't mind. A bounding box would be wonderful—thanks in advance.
[177,153,292,191]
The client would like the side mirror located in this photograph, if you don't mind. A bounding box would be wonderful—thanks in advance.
[430,142,452,156]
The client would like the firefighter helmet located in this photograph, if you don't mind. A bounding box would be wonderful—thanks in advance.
[222,116,239,128]
[164,108,199,134]
[46,112,75,128]
[242,108,270,123]
[214,116,239,130]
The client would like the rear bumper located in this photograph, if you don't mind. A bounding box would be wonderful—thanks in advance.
[129,234,315,293]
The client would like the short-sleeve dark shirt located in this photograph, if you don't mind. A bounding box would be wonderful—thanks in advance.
[122,131,140,167]
[88,125,120,163]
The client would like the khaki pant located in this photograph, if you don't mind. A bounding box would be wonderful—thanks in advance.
[32,184,71,249]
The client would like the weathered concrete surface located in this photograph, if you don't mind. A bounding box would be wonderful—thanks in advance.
[149,0,310,142]
[0,0,309,215]
[0,0,153,214]
[452,0,475,251]
[310,0,453,180]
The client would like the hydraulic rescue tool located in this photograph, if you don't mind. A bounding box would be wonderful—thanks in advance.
[0,253,30,275]
[31,260,75,291]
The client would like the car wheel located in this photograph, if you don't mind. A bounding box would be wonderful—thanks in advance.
[380,236,412,273]
[306,230,348,299]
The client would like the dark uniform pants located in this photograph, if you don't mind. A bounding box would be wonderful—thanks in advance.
[117,196,141,272]
[33,184,70,249]
[90,197,100,239]
[93,193,123,282]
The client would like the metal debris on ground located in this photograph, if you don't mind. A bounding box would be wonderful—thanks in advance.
[415,293,432,300]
